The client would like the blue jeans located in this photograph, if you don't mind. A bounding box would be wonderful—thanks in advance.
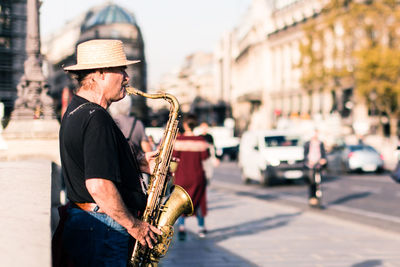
[178,208,205,228]
[62,207,131,267]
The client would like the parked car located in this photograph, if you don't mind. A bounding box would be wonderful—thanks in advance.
[326,144,384,173]
[238,130,305,186]
[209,127,240,161]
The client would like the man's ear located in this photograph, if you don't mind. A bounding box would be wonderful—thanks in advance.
[95,69,106,80]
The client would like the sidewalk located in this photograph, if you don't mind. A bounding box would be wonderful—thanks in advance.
[162,181,400,267]
[0,160,52,267]
[1,159,399,267]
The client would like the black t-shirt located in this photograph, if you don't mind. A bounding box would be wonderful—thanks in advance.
[59,95,146,213]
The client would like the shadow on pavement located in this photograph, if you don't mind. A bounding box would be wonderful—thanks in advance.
[162,232,258,267]
[235,190,279,201]
[327,191,372,206]
[208,204,237,212]
[351,259,383,267]
[208,212,302,242]
[162,212,301,267]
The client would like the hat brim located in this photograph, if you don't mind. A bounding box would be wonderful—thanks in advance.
[64,60,140,71]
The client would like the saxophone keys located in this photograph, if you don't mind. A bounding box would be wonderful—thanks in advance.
[152,226,173,257]
[160,225,174,238]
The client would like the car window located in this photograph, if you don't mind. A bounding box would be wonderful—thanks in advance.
[348,145,363,152]
[348,145,377,153]
[365,146,378,153]
[264,136,300,147]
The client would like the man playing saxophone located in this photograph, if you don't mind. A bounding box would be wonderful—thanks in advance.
[57,39,162,266]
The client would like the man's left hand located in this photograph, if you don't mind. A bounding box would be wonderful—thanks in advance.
[139,150,159,174]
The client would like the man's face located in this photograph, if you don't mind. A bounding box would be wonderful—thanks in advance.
[103,66,129,102]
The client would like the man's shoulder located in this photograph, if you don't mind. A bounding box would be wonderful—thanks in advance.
[68,102,112,127]
[73,102,110,118]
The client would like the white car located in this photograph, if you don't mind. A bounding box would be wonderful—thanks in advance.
[209,127,240,161]
[327,144,384,173]
[238,130,305,186]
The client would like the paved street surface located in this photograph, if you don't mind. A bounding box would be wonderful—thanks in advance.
[163,180,400,267]
[0,160,52,267]
[1,159,400,266]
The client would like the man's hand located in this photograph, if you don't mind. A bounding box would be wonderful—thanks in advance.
[128,219,163,249]
[139,150,159,174]
[86,178,162,248]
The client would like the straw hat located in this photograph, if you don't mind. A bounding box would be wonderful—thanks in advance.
[64,39,140,71]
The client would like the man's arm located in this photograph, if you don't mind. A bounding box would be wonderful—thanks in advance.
[85,178,162,248]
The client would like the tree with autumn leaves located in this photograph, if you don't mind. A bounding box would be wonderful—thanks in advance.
[298,0,400,137]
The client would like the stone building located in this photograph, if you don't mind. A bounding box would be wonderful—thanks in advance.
[216,0,272,133]
[42,3,148,121]
[156,51,228,125]
[0,0,26,119]
[217,0,368,140]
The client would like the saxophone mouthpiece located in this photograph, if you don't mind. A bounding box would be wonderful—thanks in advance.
[125,86,139,95]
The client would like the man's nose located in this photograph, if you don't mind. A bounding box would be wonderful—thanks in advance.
[124,70,129,82]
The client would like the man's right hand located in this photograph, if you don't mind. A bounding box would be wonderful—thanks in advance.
[86,178,163,249]
[128,219,163,249]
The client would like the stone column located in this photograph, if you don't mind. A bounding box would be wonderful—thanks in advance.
[3,0,59,140]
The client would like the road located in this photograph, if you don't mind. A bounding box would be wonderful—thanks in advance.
[163,159,400,266]
[212,160,400,233]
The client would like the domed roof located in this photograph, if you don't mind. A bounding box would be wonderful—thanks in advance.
[81,4,137,32]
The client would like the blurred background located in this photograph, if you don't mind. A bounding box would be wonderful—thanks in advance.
[1,0,399,168]
[2,1,400,266]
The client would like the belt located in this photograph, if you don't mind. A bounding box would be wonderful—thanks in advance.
[74,202,104,213]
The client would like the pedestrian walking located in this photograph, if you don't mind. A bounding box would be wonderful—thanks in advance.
[303,129,327,208]
[108,96,152,155]
[108,96,153,186]
[55,39,161,266]
[172,114,210,240]
[197,121,220,183]
[148,135,157,151]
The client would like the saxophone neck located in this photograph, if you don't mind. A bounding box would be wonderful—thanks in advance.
[125,86,180,114]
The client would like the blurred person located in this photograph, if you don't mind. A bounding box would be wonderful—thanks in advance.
[108,96,152,155]
[148,135,157,151]
[304,129,327,207]
[197,121,220,183]
[108,96,152,186]
[56,39,161,266]
[173,114,209,240]
[198,122,214,146]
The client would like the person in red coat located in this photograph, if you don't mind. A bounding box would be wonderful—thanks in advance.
[173,114,209,240]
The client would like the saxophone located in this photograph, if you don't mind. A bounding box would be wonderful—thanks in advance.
[126,87,194,267]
